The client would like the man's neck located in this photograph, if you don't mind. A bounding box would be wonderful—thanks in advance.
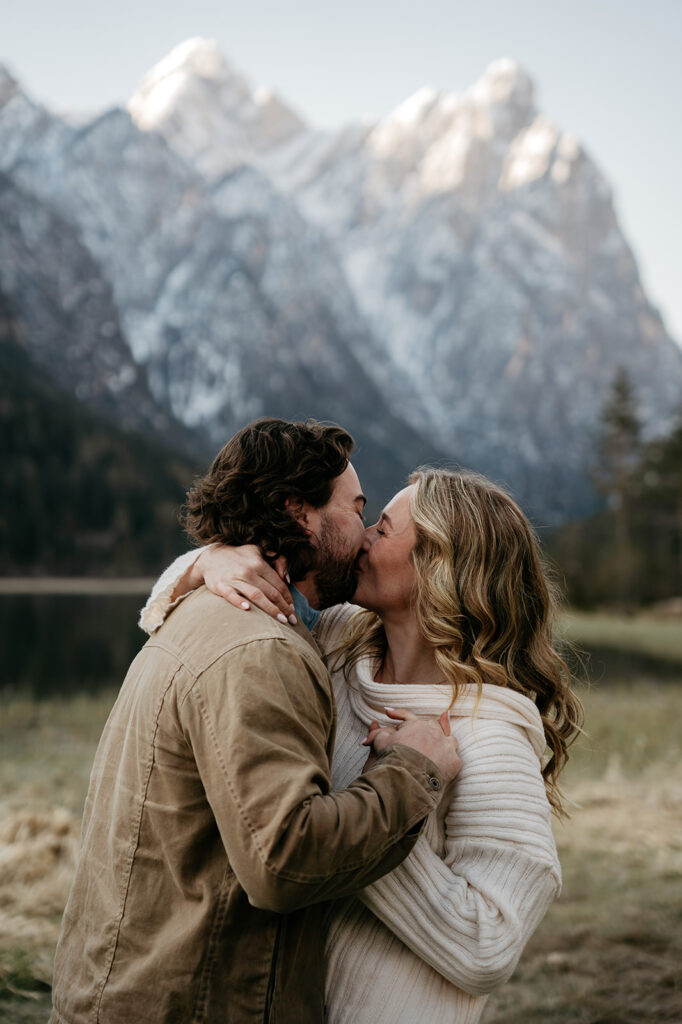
[293,576,319,610]
[290,579,321,631]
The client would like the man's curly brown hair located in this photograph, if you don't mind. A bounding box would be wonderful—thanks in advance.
[182,418,355,581]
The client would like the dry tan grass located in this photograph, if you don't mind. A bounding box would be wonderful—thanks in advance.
[0,692,114,1019]
[0,805,79,963]
[557,772,682,875]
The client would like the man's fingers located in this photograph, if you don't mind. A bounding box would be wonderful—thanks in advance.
[386,706,451,735]
[383,707,417,722]
[362,721,382,746]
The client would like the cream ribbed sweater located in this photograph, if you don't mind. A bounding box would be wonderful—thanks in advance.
[140,562,561,1024]
[316,604,561,1024]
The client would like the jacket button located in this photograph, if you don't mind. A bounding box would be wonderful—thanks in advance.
[428,776,441,791]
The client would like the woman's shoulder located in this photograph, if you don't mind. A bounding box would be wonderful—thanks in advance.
[450,684,547,761]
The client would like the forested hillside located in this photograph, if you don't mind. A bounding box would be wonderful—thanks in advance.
[548,371,682,607]
[0,294,199,575]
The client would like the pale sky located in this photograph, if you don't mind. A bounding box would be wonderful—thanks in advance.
[4,0,681,344]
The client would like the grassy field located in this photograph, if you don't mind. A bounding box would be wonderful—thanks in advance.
[561,609,682,665]
[482,680,682,1024]
[1,621,681,1022]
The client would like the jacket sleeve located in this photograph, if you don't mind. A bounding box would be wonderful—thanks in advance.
[138,548,205,634]
[180,636,445,914]
[358,718,561,995]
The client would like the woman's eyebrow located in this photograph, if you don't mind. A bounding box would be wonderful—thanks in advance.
[379,511,393,527]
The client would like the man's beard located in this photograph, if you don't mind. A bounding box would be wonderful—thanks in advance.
[311,514,358,609]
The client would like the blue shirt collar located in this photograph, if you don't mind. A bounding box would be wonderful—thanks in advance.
[291,585,320,631]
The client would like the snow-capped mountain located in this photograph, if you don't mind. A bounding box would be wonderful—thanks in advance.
[291,62,681,508]
[0,60,437,507]
[128,39,306,179]
[2,46,680,519]
[129,47,681,515]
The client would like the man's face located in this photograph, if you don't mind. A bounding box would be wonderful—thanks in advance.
[307,464,367,609]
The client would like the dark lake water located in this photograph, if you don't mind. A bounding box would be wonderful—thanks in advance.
[1,593,146,697]
[1,594,680,698]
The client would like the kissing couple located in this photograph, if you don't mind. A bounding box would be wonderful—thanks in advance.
[51,417,582,1024]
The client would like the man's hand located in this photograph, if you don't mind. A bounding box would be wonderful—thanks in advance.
[184,544,296,624]
[362,707,461,785]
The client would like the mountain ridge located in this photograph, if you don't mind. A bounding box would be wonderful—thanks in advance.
[2,44,680,523]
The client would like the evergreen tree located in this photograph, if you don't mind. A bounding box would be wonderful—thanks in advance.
[548,383,681,609]
[593,367,641,500]
[635,412,682,600]
[591,367,642,606]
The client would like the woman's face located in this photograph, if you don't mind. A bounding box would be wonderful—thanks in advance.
[353,485,417,616]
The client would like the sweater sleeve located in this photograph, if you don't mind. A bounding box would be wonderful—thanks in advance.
[358,717,561,996]
[138,548,206,634]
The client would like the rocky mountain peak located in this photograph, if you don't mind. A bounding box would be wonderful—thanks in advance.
[469,58,535,138]
[155,36,231,81]
[471,58,534,110]
[499,115,584,192]
[128,38,305,177]
[0,65,19,111]
[128,37,248,131]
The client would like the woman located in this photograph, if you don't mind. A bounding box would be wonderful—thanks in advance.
[141,468,583,1023]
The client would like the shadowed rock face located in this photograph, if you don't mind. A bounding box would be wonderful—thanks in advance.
[1,50,680,520]
[0,172,189,444]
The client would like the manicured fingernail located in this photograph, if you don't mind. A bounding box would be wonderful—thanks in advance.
[241,602,250,610]
[384,706,395,711]
[288,614,298,625]
[277,613,288,624]
[285,573,291,584]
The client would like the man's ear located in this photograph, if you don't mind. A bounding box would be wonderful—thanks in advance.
[284,495,310,530]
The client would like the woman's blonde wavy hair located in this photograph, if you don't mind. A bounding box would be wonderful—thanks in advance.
[338,468,584,815]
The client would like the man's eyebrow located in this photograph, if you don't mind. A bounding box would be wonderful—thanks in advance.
[355,495,367,509]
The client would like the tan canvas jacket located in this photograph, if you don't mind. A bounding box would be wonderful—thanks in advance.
[50,587,445,1024]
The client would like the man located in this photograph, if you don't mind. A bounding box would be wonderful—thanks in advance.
[50,418,461,1024]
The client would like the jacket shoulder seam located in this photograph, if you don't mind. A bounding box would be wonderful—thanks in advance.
[148,630,321,683]
[179,635,330,710]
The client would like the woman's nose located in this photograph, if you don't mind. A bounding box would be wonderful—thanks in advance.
[362,525,377,547]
